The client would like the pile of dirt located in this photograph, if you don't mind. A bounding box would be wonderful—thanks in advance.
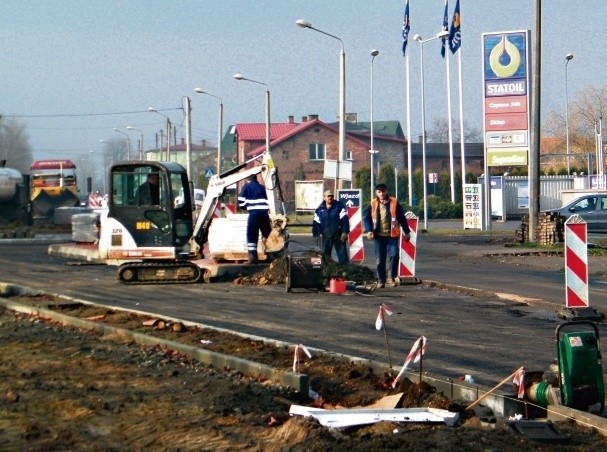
[233,252,376,286]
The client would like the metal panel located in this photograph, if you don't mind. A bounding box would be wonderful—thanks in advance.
[503,176,574,218]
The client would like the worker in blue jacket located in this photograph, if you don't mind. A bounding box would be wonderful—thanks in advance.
[238,175,272,264]
[312,189,350,265]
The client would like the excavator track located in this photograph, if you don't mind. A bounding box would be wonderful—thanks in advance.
[118,261,203,285]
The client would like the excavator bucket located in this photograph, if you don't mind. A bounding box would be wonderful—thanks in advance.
[264,214,288,253]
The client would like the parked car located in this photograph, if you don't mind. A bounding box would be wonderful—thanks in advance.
[77,193,88,208]
[549,194,607,232]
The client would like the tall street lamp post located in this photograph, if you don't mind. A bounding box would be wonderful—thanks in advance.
[148,107,172,161]
[296,19,345,191]
[126,126,144,160]
[194,88,224,175]
[113,128,131,160]
[414,30,450,231]
[234,74,270,156]
[370,49,379,197]
[565,53,574,175]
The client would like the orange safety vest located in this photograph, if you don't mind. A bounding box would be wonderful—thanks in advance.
[370,197,400,237]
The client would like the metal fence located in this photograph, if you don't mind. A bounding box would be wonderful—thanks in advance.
[504,175,579,218]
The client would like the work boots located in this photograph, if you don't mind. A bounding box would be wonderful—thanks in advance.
[247,251,259,264]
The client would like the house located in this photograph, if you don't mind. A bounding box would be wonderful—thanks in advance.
[239,115,375,210]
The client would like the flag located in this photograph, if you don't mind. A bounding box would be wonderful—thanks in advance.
[392,336,427,388]
[402,1,410,56]
[375,303,393,331]
[292,343,312,373]
[513,367,526,399]
[448,0,461,54]
[441,0,449,58]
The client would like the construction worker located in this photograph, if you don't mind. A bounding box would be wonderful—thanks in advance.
[238,174,272,264]
[363,183,410,288]
[312,189,350,265]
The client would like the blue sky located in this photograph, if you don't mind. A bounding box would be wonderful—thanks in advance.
[1,0,604,160]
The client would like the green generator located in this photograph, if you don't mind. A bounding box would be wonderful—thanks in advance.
[556,321,605,414]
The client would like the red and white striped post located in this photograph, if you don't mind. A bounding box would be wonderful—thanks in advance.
[398,212,418,279]
[565,215,588,308]
[348,206,364,262]
[561,214,603,321]
[224,203,236,217]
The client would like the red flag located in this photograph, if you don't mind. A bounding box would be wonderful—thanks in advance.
[375,303,393,330]
[392,336,427,387]
[292,343,312,373]
[513,367,526,399]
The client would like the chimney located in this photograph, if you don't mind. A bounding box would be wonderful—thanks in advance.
[302,115,308,122]
[308,114,319,120]
[288,115,295,124]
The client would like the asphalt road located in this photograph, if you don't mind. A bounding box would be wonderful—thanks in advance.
[1,223,606,389]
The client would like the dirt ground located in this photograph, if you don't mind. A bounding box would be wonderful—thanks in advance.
[2,290,607,451]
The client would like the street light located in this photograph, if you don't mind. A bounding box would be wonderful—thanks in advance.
[194,87,224,174]
[370,49,379,197]
[565,53,574,175]
[234,74,270,156]
[126,126,144,160]
[113,128,131,160]
[414,30,450,231]
[296,19,346,191]
[148,107,172,161]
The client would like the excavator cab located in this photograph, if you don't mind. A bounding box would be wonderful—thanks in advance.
[108,161,193,248]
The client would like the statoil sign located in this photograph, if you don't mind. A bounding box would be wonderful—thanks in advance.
[482,30,531,167]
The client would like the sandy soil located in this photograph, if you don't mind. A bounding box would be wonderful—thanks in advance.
[2,291,606,451]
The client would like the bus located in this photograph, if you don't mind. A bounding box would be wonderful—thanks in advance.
[30,159,79,220]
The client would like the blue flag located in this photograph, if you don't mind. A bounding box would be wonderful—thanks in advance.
[441,0,449,58]
[449,0,461,54]
[402,0,410,56]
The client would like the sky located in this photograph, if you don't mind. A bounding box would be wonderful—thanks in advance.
[1,0,605,162]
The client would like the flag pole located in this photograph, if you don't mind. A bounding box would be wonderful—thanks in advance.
[382,314,393,371]
[457,49,465,200]
[446,50,455,203]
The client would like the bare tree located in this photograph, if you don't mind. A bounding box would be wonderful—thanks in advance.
[0,116,33,173]
[426,116,481,143]
[544,84,607,155]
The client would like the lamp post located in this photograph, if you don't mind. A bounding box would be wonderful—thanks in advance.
[296,19,345,192]
[98,140,108,193]
[234,74,270,157]
[565,53,574,175]
[194,88,224,174]
[148,107,172,161]
[370,49,379,197]
[126,126,144,160]
[113,128,131,160]
[414,30,450,231]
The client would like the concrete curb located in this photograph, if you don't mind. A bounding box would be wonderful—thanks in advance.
[0,292,308,395]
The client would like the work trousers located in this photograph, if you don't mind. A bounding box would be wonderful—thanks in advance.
[373,235,399,283]
[246,211,272,253]
[321,235,349,266]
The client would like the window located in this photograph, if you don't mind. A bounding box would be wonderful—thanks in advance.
[309,143,325,160]
[345,150,352,161]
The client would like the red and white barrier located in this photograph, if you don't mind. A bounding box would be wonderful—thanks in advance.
[565,215,589,308]
[348,206,364,262]
[224,203,236,217]
[398,212,418,278]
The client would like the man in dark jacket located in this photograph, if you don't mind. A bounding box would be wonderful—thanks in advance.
[312,189,350,265]
[363,183,410,288]
[238,174,272,264]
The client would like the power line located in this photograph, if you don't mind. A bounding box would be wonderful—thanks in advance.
[4,107,182,119]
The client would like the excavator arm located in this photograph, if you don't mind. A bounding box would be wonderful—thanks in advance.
[188,151,284,257]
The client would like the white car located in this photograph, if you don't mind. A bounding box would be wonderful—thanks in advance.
[193,189,205,209]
